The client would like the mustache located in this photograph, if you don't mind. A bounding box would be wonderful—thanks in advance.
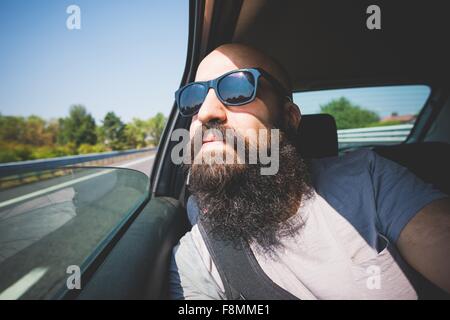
[189,121,280,169]
[191,122,272,148]
[190,122,238,165]
[190,122,243,153]
[194,122,235,142]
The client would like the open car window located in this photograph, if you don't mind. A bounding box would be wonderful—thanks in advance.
[0,0,187,300]
[293,85,431,151]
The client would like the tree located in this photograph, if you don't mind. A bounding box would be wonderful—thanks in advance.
[320,97,380,129]
[58,105,97,146]
[146,112,167,146]
[102,112,126,150]
[125,118,148,149]
[45,119,60,145]
[0,114,26,142]
[96,126,106,146]
[0,114,58,147]
[22,115,50,146]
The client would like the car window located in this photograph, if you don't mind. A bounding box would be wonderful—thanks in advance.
[0,0,187,299]
[0,167,148,299]
[293,85,431,151]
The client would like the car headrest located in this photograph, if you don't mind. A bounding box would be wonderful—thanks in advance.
[296,114,338,158]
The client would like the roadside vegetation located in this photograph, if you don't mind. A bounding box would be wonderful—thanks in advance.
[320,97,412,130]
[0,105,166,163]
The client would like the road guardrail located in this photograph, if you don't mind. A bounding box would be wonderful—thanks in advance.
[337,124,413,148]
[0,147,156,178]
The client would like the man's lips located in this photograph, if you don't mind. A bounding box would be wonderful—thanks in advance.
[202,134,224,144]
[202,139,223,145]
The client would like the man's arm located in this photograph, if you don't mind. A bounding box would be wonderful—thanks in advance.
[397,198,450,293]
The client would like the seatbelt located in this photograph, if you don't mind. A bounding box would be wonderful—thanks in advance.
[198,219,299,300]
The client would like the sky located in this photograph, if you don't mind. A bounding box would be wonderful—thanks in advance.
[0,1,430,124]
[0,0,189,123]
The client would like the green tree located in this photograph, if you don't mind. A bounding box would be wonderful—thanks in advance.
[0,114,26,142]
[320,97,380,129]
[58,105,97,146]
[0,115,59,146]
[22,115,50,146]
[124,118,148,148]
[102,112,126,150]
[45,119,60,145]
[96,126,106,146]
[146,112,166,146]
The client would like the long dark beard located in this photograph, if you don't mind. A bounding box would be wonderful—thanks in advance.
[187,123,313,255]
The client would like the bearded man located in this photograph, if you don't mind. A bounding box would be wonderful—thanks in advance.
[169,43,450,300]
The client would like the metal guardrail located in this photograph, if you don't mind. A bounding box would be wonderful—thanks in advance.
[0,147,156,178]
[337,124,413,148]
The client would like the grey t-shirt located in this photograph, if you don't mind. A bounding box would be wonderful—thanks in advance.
[170,149,448,299]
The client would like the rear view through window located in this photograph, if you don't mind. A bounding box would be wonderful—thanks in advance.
[293,85,431,150]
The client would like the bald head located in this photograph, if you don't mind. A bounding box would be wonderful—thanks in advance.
[191,43,301,139]
[196,43,292,93]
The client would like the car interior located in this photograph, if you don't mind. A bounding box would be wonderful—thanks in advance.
[61,0,449,299]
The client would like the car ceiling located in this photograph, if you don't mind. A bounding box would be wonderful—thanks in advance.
[230,0,450,91]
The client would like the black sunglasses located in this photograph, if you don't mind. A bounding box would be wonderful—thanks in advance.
[175,68,292,117]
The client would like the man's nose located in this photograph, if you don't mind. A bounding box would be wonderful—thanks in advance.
[197,89,227,124]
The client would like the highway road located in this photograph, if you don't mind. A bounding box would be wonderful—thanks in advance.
[0,152,155,206]
[0,153,155,299]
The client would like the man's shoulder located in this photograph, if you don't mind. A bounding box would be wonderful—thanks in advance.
[307,149,383,245]
[309,149,377,188]
[310,149,376,174]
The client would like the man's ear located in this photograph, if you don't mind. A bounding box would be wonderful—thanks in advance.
[282,101,301,132]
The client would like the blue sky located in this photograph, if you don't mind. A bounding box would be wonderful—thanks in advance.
[0,0,188,123]
[0,1,430,123]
